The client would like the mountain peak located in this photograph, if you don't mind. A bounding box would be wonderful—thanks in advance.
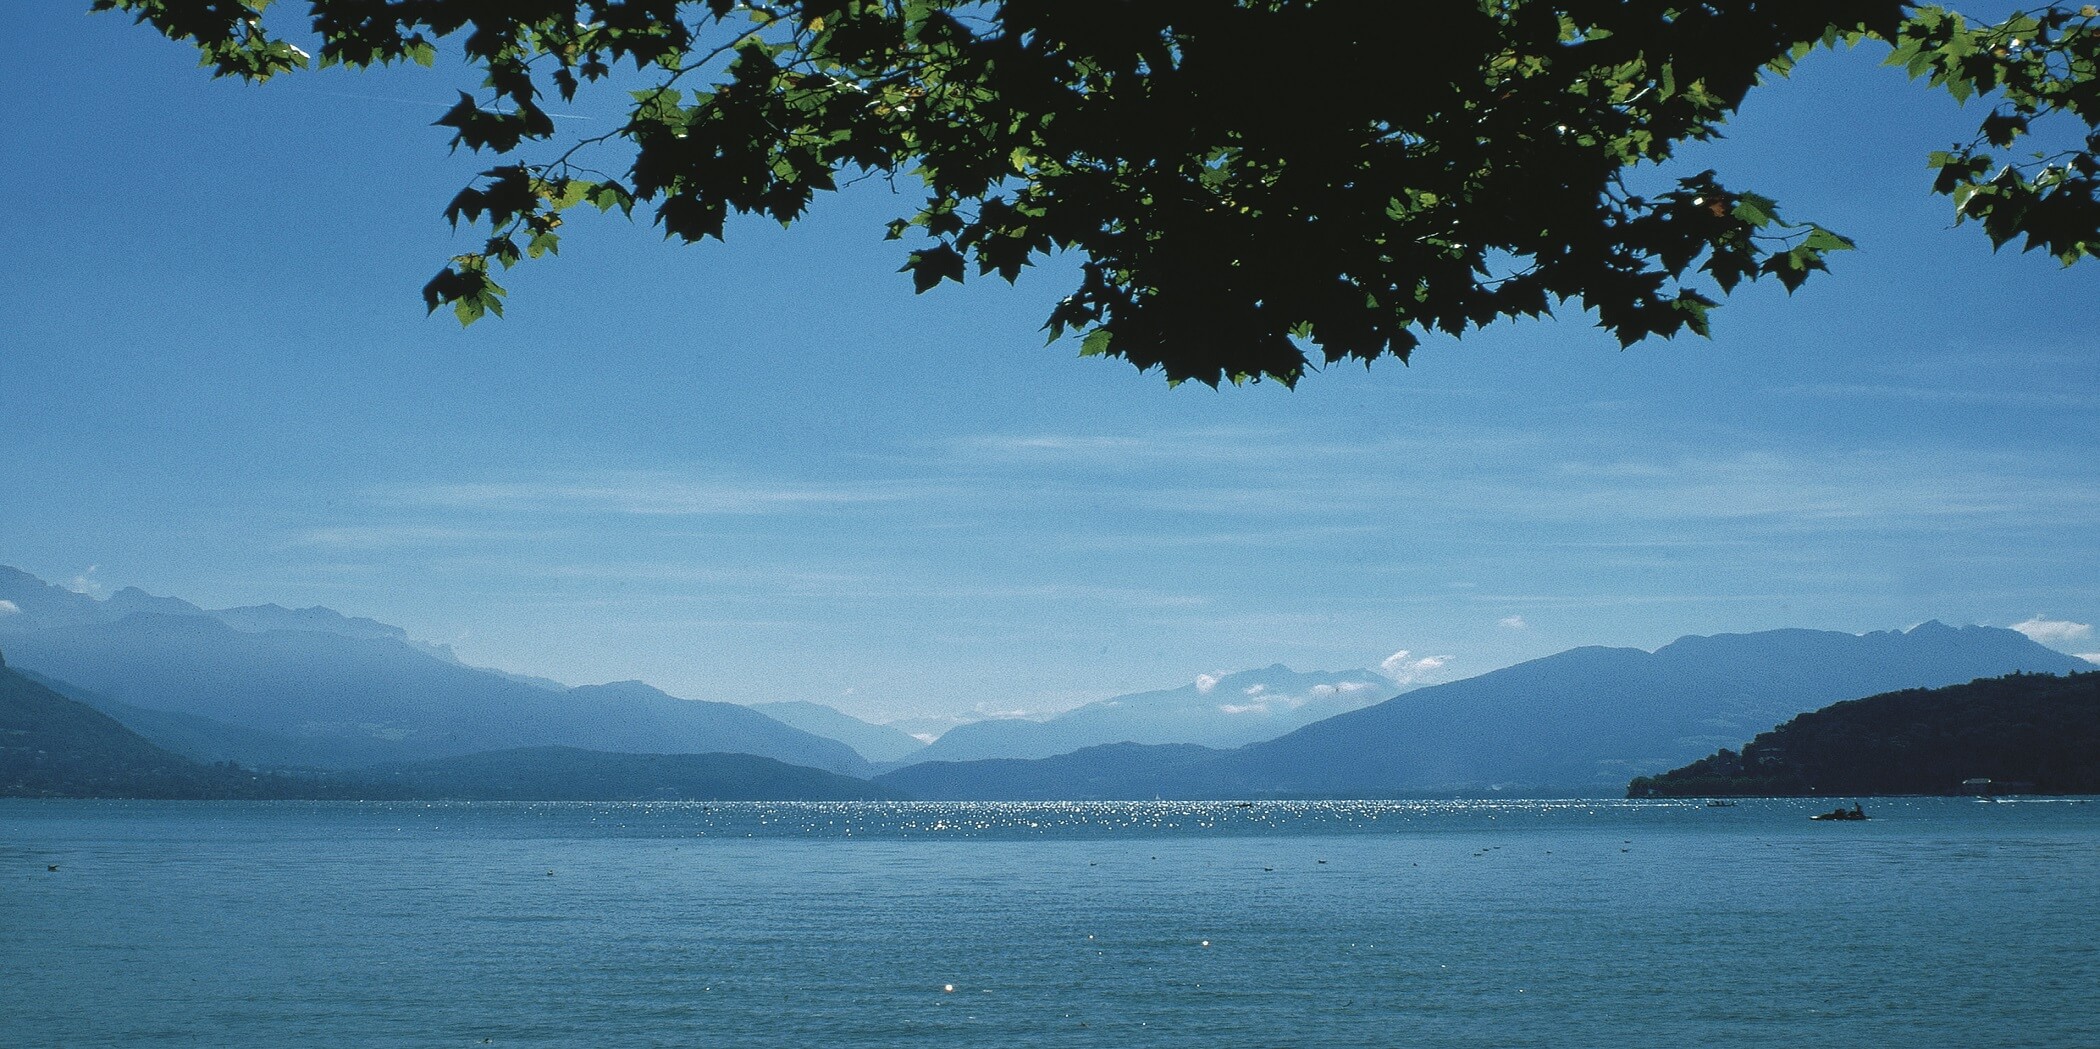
[207,603,411,643]
[104,587,206,618]
[574,680,673,700]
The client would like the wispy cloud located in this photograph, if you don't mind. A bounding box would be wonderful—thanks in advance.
[1785,383,2100,409]
[2011,615,2093,645]
[971,702,1045,720]
[437,557,1209,610]
[938,424,2100,542]
[942,428,1296,467]
[1380,650,1450,684]
[0,599,19,615]
[2079,654,2100,666]
[1498,615,1528,630]
[387,473,918,517]
[290,525,550,550]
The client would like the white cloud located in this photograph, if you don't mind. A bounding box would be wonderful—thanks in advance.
[1194,673,1220,694]
[1218,702,1270,716]
[1337,681,1375,694]
[1243,683,1267,696]
[1380,650,1450,685]
[66,566,106,598]
[2078,654,2100,666]
[1498,615,1528,630]
[1309,684,1336,698]
[2011,615,2093,645]
[0,599,18,615]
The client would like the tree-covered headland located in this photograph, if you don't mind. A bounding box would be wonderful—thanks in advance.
[1628,671,2100,797]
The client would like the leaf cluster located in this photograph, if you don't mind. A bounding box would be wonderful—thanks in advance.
[1893,5,2100,263]
[94,1,2100,385]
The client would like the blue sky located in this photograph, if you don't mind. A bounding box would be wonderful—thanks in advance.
[3,4,2095,723]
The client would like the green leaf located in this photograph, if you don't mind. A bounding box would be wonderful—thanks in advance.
[1802,227,1856,253]
[1730,193,1777,227]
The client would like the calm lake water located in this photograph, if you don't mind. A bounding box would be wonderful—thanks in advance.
[3,797,2097,1047]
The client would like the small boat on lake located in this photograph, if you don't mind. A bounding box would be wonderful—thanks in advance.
[1811,803,1868,821]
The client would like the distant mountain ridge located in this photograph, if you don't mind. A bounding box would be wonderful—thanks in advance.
[0,569,551,680]
[9,565,2090,801]
[752,701,927,764]
[0,567,869,776]
[874,623,2093,798]
[896,664,1402,765]
[2,651,900,802]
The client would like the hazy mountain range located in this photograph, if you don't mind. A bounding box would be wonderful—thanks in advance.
[4,564,2092,798]
[877,623,2094,798]
[0,567,867,775]
[0,653,894,802]
[0,651,368,799]
[893,665,1403,765]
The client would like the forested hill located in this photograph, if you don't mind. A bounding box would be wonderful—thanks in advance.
[0,652,381,799]
[1628,672,2100,798]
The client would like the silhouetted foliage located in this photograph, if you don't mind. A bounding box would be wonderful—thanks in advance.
[1628,670,2100,797]
[95,1,2100,385]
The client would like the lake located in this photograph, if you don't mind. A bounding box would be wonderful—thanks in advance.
[3,797,2096,1046]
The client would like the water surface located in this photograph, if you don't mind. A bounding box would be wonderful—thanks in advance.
[4,798,2095,1046]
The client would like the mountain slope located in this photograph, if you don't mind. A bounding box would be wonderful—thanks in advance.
[0,652,377,798]
[1,652,197,794]
[18,666,369,768]
[751,701,927,764]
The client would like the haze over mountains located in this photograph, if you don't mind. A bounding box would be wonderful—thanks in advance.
[0,651,369,799]
[4,564,2093,799]
[879,623,2094,798]
[897,665,1404,765]
[752,701,928,764]
[0,567,867,775]
[0,652,894,802]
